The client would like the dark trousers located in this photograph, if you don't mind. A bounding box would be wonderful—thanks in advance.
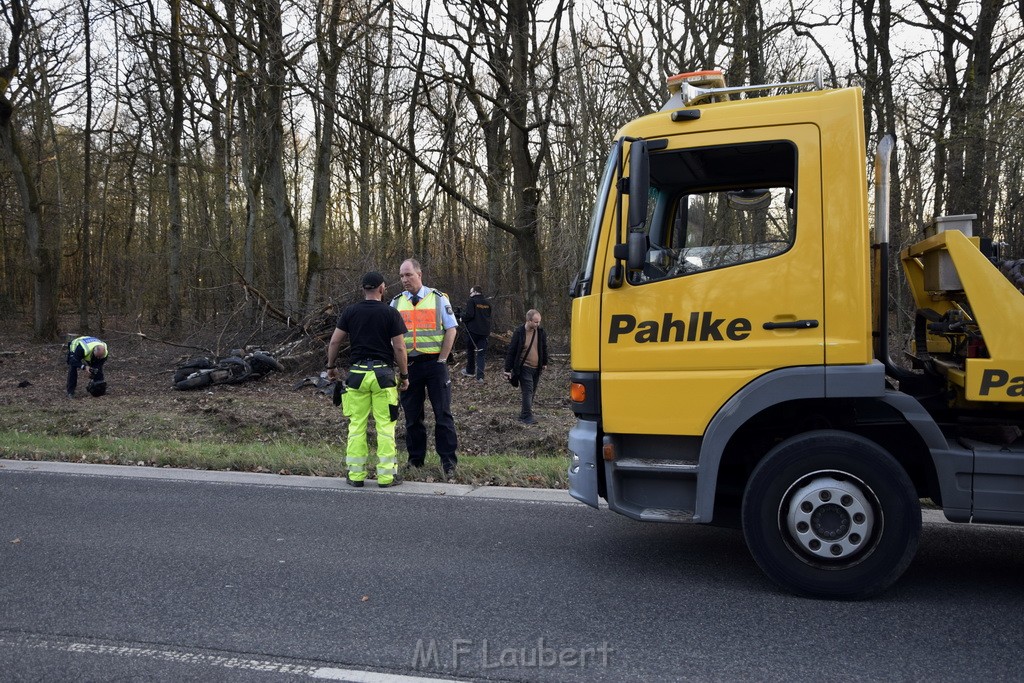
[465,332,488,379]
[518,365,542,420]
[401,358,458,469]
[67,353,104,394]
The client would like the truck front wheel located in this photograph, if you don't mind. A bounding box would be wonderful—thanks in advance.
[741,430,921,600]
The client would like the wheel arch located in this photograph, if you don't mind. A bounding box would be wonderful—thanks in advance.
[696,363,942,523]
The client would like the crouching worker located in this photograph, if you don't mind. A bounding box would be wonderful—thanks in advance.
[67,336,108,399]
[327,272,410,488]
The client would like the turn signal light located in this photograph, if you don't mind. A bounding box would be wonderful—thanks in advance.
[603,440,616,461]
[570,382,586,403]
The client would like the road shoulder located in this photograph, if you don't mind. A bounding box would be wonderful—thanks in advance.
[0,458,578,505]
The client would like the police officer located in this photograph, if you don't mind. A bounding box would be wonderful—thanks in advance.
[66,336,108,399]
[391,258,459,480]
[327,272,410,488]
[460,286,492,381]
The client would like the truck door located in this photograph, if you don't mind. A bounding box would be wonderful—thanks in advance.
[601,126,824,436]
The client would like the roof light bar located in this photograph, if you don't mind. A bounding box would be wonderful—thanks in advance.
[661,69,826,111]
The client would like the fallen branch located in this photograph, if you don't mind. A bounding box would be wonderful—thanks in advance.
[105,322,213,354]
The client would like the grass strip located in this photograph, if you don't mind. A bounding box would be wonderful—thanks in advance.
[0,431,568,489]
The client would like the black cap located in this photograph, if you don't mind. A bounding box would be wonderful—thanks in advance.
[361,271,385,289]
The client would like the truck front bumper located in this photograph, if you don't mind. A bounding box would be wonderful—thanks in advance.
[568,418,601,508]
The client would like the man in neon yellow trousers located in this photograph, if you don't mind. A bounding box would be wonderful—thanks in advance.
[327,272,409,488]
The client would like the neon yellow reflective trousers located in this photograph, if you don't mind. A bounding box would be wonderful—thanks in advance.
[341,366,400,484]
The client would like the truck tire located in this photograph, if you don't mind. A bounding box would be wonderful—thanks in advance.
[741,430,921,600]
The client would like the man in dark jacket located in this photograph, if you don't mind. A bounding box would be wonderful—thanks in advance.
[503,309,548,425]
[460,286,493,381]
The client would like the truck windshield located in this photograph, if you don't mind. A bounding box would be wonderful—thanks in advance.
[573,141,620,297]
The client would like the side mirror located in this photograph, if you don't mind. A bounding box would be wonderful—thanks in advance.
[614,233,648,272]
[628,140,650,230]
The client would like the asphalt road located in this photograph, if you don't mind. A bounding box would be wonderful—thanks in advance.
[1,460,1022,682]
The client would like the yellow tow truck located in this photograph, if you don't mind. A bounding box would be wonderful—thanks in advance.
[567,70,1024,599]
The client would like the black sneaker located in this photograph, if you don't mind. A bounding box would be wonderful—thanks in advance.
[346,478,364,488]
[460,369,473,377]
[443,466,456,482]
[378,475,403,488]
[519,416,538,425]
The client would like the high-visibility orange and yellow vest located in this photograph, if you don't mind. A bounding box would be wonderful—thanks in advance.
[392,290,446,357]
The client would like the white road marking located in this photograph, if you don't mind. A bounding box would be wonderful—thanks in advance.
[13,637,318,675]
[311,667,458,682]
[2,633,457,681]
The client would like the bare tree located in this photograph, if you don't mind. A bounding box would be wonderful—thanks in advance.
[77,0,94,330]
[413,0,566,307]
[907,0,1021,234]
[2,0,1023,339]
[253,0,300,316]
[188,0,303,318]
[1,0,59,339]
[302,0,346,311]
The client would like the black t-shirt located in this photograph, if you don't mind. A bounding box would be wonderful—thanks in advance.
[337,300,408,364]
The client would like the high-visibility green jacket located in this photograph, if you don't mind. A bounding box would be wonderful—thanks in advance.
[70,336,108,363]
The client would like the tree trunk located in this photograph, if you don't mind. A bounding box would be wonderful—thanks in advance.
[166,0,185,329]
[406,0,432,262]
[0,0,58,339]
[78,0,95,331]
[507,0,544,306]
[951,0,1000,234]
[256,0,299,317]
[303,0,342,311]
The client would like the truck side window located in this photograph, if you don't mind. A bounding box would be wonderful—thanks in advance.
[633,141,797,284]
